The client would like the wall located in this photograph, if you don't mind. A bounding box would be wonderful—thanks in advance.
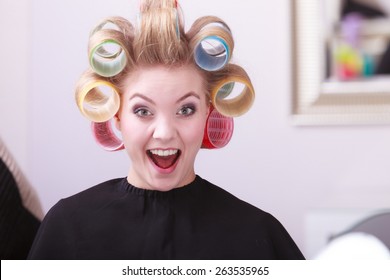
[0,0,31,172]
[1,0,390,258]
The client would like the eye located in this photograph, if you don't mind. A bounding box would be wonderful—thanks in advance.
[134,107,153,117]
[177,105,196,116]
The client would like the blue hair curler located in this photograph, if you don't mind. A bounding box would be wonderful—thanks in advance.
[194,35,230,71]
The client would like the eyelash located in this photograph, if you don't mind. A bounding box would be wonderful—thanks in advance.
[177,104,196,116]
[133,107,152,117]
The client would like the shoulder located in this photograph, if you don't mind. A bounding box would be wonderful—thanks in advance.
[196,176,294,237]
[33,178,126,243]
[196,177,290,237]
[66,177,124,201]
[196,177,305,259]
[47,178,126,218]
[197,176,270,219]
[28,178,127,259]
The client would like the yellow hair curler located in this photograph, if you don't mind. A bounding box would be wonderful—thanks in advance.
[211,64,255,117]
[75,73,121,123]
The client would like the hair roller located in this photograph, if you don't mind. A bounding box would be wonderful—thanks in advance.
[91,120,124,151]
[202,106,234,149]
[188,16,234,71]
[75,70,121,122]
[89,17,134,77]
[211,64,255,117]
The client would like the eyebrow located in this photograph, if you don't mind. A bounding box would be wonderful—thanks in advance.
[129,93,155,104]
[176,92,201,104]
[129,92,201,104]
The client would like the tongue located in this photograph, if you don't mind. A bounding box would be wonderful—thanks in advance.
[150,154,178,169]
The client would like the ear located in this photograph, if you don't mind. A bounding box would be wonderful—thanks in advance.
[113,113,121,131]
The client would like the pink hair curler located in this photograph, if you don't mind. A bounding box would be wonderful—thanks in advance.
[202,106,234,149]
[91,120,124,151]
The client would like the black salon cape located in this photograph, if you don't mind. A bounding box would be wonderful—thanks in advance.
[28,176,304,259]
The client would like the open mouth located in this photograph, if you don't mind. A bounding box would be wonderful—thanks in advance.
[147,149,181,169]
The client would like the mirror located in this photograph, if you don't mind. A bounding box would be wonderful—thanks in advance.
[291,0,390,125]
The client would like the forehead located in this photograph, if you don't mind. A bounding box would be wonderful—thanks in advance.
[123,64,206,98]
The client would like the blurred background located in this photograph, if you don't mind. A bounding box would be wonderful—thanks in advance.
[1,0,390,259]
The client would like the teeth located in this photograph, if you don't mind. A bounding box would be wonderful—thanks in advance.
[150,149,178,157]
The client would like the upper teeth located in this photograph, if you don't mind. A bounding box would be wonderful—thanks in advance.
[150,149,178,157]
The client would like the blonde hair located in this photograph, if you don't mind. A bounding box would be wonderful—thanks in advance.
[76,0,254,122]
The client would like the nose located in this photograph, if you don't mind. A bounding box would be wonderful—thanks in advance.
[152,115,177,141]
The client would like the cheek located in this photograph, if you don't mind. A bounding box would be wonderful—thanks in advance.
[119,119,146,150]
[182,118,207,145]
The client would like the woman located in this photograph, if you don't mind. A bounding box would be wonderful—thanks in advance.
[28,0,304,259]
